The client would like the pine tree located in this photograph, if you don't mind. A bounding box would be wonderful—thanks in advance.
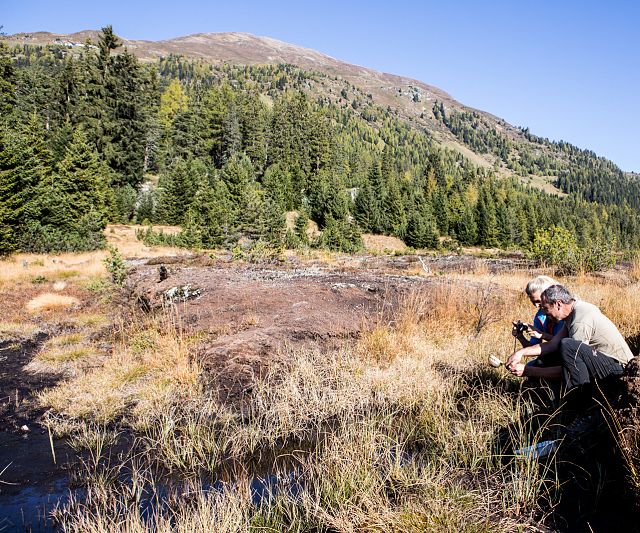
[367,162,385,233]
[48,127,111,224]
[0,115,55,253]
[104,49,151,187]
[25,128,109,251]
[476,185,499,246]
[294,209,310,245]
[239,92,268,173]
[320,215,362,253]
[189,179,234,247]
[0,43,16,122]
[220,154,255,215]
[383,177,407,237]
[262,163,293,211]
[405,210,439,249]
[456,204,478,246]
[354,177,377,232]
[157,157,203,224]
[496,198,514,247]
[430,186,449,234]
[307,170,349,229]
[0,128,25,253]
[220,101,242,164]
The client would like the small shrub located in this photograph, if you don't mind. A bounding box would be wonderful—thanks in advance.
[103,246,126,285]
[530,225,616,274]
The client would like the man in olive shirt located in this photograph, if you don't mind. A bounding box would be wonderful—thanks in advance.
[506,284,633,433]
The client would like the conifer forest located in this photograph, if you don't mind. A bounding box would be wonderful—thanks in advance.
[2,26,639,260]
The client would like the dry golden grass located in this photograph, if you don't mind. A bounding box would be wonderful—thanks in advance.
[72,313,109,328]
[53,306,546,531]
[39,312,201,424]
[38,345,95,364]
[26,293,80,313]
[361,233,407,254]
[0,321,39,338]
[570,279,640,340]
[0,224,189,288]
[36,266,640,531]
[630,256,640,283]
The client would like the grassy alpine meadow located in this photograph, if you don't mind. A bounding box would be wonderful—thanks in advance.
[4,229,640,531]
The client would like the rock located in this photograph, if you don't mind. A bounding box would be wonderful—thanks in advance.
[159,265,168,282]
[163,285,202,303]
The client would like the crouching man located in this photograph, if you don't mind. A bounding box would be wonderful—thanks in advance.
[506,284,634,435]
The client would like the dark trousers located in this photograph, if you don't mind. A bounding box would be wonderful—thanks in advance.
[560,338,624,388]
[559,337,624,412]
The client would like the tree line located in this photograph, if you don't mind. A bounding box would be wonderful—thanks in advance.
[2,27,640,256]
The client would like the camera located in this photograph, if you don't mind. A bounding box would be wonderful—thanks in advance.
[514,320,528,334]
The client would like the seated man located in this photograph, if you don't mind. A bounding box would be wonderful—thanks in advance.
[506,284,634,435]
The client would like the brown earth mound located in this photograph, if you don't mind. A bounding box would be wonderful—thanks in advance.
[126,256,448,398]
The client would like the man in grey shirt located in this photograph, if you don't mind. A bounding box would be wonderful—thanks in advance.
[506,284,633,434]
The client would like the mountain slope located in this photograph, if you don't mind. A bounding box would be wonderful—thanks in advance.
[4,30,637,204]
[3,31,515,166]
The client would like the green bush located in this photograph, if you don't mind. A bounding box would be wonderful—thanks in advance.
[530,225,616,274]
[103,246,127,285]
[21,210,106,253]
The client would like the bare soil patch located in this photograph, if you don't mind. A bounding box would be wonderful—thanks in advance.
[126,256,448,398]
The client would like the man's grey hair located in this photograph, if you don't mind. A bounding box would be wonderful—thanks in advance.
[541,284,575,305]
[525,275,559,296]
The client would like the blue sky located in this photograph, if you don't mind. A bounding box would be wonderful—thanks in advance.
[3,0,639,171]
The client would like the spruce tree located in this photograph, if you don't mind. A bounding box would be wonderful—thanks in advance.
[456,204,478,246]
[367,162,385,233]
[406,210,439,249]
[383,177,407,237]
[476,185,499,246]
[262,163,293,212]
[239,92,268,173]
[157,157,202,224]
[220,154,255,215]
[354,177,377,232]
[189,179,234,247]
[25,128,109,251]
[0,43,16,122]
[220,101,242,164]
[0,116,55,253]
[0,128,24,253]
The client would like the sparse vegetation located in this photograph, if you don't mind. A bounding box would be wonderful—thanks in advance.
[3,224,640,530]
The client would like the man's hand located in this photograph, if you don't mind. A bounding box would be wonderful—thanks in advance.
[508,363,526,377]
[506,351,523,369]
[529,328,543,340]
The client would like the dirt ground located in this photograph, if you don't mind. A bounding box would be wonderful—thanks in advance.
[126,253,448,399]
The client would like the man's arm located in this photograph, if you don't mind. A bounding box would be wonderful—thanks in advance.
[538,324,567,354]
[505,324,568,372]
